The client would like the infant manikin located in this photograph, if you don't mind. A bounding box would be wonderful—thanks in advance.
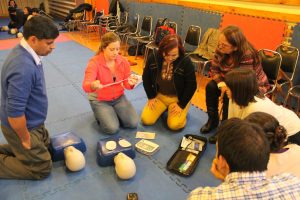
[114,152,136,179]
[64,146,86,171]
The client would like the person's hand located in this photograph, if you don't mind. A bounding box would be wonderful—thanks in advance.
[91,80,103,90]
[128,74,138,86]
[148,99,157,110]
[21,135,31,150]
[169,103,182,116]
[210,158,226,181]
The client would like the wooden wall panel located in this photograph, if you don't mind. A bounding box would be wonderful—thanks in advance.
[48,0,76,19]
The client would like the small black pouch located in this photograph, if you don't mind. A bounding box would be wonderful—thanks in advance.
[167,134,207,176]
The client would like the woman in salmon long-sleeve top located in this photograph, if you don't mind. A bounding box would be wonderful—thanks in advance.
[82,32,139,134]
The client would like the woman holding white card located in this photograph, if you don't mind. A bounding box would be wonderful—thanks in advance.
[141,34,197,130]
[82,32,138,134]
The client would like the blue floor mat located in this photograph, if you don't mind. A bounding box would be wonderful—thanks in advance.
[0,18,18,40]
[0,40,220,200]
[0,17,70,40]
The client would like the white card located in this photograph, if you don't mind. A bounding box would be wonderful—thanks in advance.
[136,131,156,140]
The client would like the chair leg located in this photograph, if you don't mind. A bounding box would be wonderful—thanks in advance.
[143,46,149,68]
[135,41,140,60]
[284,92,290,108]
[124,36,130,56]
[297,97,300,117]
[196,62,202,92]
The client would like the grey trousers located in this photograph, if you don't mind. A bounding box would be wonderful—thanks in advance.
[0,125,52,179]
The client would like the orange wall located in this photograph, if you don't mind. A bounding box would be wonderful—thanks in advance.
[85,0,109,14]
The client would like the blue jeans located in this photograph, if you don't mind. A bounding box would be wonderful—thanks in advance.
[89,95,138,134]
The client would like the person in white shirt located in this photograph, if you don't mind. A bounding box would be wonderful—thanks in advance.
[245,112,300,179]
[221,68,300,145]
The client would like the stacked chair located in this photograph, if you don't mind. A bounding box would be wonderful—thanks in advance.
[124,16,153,56]
[115,13,140,48]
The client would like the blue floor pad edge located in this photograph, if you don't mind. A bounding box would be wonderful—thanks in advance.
[0,40,220,200]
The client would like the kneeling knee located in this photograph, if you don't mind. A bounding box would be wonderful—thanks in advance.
[167,120,185,131]
[123,115,139,129]
[141,116,156,126]
[102,126,119,135]
[125,120,138,129]
[33,160,52,180]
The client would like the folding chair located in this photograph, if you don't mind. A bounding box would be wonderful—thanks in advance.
[116,13,140,45]
[258,49,282,100]
[143,20,177,67]
[275,44,299,101]
[183,25,201,52]
[124,16,153,56]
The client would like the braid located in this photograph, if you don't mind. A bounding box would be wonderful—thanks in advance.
[271,125,287,152]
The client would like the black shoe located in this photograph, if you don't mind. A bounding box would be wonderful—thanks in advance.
[209,135,217,144]
[200,118,219,134]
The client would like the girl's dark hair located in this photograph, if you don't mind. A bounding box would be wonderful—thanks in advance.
[221,25,259,67]
[8,0,17,8]
[244,112,287,152]
[158,34,185,58]
[225,68,260,107]
[24,7,32,15]
[31,7,39,14]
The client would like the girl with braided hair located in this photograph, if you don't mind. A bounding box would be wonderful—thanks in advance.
[245,112,300,178]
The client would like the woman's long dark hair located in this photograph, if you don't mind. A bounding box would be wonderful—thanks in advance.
[221,25,259,67]
[225,68,260,107]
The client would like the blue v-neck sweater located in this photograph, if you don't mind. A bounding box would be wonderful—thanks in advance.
[0,45,48,130]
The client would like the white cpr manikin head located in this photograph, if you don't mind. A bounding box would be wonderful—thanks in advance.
[64,146,86,172]
[114,153,136,179]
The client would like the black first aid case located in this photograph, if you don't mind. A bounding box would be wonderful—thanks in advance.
[166,134,207,176]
